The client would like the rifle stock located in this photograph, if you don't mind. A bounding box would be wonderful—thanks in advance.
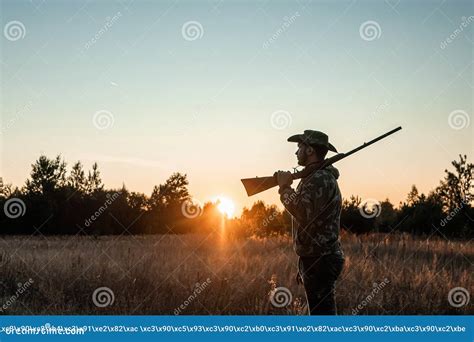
[240,153,345,197]
[241,126,401,197]
[241,176,278,197]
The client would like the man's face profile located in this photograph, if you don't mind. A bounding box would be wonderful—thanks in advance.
[296,143,309,166]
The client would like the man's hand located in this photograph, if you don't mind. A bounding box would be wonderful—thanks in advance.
[275,170,293,188]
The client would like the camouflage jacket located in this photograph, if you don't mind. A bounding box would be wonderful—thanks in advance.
[279,165,344,258]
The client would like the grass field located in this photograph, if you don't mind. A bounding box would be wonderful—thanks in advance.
[0,232,472,314]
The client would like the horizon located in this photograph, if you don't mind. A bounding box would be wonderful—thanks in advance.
[0,150,469,218]
[1,0,472,216]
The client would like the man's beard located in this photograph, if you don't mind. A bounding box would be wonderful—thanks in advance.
[297,154,307,166]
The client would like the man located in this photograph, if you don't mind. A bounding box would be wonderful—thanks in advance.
[275,130,344,315]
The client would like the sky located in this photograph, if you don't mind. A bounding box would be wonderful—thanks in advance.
[1,0,472,216]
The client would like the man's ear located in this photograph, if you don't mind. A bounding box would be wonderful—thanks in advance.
[305,145,314,156]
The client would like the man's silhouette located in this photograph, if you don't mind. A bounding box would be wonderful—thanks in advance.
[275,130,344,315]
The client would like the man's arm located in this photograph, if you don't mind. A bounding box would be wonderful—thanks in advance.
[278,171,333,225]
[275,170,323,225]
[278,180,315,224]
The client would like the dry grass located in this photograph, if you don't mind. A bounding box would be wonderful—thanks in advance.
[0,231,472,315]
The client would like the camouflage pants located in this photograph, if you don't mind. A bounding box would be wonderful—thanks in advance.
[298,253,345,315]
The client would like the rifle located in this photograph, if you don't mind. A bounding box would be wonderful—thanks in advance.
[241,126,402,196]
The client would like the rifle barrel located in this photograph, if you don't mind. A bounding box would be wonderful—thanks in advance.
[343,126,402,158]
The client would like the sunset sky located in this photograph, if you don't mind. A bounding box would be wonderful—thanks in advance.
[1,0,472,215]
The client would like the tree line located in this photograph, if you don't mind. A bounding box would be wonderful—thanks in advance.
[0,154,472,239]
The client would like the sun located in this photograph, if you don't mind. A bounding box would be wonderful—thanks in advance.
[213,196,235,218]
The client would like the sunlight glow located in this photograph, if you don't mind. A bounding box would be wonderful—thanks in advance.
[213,196,236,218]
